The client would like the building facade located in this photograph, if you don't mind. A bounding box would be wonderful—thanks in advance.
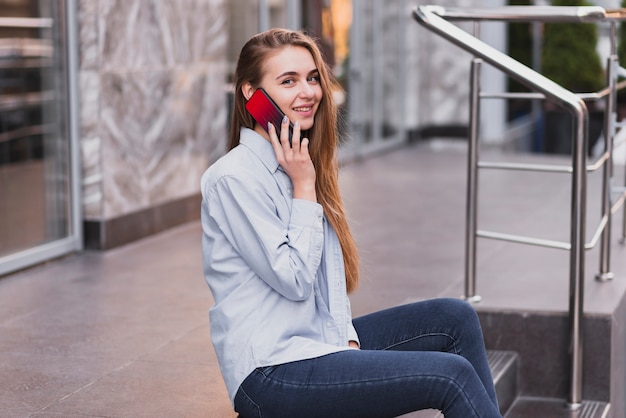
[0,0,509,276]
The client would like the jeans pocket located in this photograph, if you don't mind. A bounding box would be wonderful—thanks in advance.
[234,386,262,418]
[258,365,276,376]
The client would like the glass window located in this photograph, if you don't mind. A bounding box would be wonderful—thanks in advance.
[0,0,78,268]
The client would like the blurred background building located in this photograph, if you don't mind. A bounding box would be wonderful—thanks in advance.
[0,0,620,276]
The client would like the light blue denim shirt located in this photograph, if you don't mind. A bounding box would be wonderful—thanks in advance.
[200,128,359,403]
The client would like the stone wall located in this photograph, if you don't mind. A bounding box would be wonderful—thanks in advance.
[77,0,228,249]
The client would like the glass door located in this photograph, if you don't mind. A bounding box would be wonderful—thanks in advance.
[344,0,407,159]
[0,0,81,276]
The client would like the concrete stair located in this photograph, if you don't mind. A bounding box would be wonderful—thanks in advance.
[493,350,611,417]
[490,350,518,415]
[476,306,620,418]
[505,397,610,418]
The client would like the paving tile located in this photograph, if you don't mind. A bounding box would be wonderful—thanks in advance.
[0,352,121,414]
[140,324,215,366]
[40,360,234,418]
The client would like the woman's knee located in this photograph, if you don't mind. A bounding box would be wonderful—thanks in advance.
[428,299,484,342]
[425,298,479,324]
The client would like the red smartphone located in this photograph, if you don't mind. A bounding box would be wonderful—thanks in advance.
[245,88,293,145]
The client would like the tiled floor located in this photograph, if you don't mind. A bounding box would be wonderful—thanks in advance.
[1,141,625,417]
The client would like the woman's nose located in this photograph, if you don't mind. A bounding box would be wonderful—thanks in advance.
[299,82,314,98]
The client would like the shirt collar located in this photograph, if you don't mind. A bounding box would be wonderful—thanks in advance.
[239,127,280,173]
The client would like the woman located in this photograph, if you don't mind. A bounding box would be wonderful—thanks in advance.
[200,28,502,418]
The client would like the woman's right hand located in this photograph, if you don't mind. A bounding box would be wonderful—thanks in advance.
[268,116,317,202]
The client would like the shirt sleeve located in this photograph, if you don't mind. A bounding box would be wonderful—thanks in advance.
[205,173,324,301]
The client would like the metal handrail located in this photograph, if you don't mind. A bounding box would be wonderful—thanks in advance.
[480,78,626,100]
[477,150,608,173]
[476,212,608,252]
[426,6,606,22]
[412,5,609,409]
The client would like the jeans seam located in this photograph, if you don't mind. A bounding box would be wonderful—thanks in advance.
[254,371,485,416]
[382,332,459,354]
[427,375,482,417]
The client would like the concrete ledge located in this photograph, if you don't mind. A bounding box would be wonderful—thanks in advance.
[83,194,201,250]
[407,124,468,143]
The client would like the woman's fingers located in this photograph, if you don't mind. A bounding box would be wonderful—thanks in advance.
[271,116,303,151]
[280,116,292,149]
[270,117,310,166]
[283,117,302,150]
[268,116,316,201]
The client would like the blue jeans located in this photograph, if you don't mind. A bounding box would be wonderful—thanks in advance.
[234,298,502,418]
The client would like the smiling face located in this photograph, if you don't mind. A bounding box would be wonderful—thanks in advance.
[246,46,323,134]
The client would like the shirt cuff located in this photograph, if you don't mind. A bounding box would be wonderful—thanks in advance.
[290,199,324,228]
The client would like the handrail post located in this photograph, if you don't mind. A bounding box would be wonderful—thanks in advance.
[464,58,482,303]
[596,52,617,282]
[623,188,626,243]
[567,102,588,409]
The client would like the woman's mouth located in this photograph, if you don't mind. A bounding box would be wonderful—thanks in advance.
[293,106,313,112]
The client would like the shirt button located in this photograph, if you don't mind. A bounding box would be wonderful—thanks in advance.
[326,321,332,327]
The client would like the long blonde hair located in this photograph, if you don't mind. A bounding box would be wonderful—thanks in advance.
[230,29,359,292]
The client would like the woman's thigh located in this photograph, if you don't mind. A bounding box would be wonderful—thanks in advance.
[352,298,498,409]
[234,349,501,418]
[352,298,482,352]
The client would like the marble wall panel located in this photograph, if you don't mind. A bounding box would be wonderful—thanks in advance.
[155,0,228,63]
[79,69,103,220]
[78,2,104,221]
[98,0,168,70]
[80,71,100,140]
[98,0,226,70]
[78,0,99,70]
[99,63,227,218]
[77,0,228,221]
[81,137,103,219]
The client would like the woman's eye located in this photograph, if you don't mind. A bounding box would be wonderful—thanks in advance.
[308,76,320,83]
[281,79,294,85]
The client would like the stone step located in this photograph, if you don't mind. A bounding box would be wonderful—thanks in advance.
[489,350,519,414]
[504,397,611,418]
[476,308,620,413]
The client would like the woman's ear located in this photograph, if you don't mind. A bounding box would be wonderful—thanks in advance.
[242,83,255,101]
